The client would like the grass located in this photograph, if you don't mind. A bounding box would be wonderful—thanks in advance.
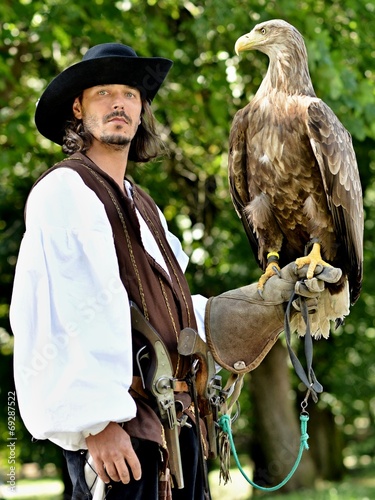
[0,465,374,499]
[209,464,375,500]
[0,477,63,499]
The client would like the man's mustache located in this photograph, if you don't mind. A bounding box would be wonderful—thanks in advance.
[104,111,132,124]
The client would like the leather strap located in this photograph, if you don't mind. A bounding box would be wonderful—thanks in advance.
[284,291,323,402]
[186,367,212,499]
[175,381,189,393]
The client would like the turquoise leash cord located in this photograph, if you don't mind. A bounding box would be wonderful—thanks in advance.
[218,413,310,492]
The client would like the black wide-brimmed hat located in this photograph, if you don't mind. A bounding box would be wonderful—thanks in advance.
[35,43,173,145]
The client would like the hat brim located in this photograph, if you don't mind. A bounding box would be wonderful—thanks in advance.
[35,55,173,145]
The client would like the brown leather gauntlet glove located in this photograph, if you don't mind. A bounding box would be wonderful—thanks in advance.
[205,263,342,374]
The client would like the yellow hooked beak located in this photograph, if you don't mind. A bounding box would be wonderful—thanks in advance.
[234,31,262,55]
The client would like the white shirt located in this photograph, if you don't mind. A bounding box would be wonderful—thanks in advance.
[10,167,207,451]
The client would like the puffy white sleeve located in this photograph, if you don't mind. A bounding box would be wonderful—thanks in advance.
[10,168,136,451]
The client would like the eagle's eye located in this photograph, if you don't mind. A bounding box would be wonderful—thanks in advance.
[260,28,266,35]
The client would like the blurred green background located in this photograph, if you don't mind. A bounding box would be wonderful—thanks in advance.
[1,0,374,498]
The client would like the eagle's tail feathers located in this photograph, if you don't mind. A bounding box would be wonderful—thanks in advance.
[290,281,350,339]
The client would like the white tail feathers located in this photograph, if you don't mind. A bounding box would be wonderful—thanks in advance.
[290,280,350,339]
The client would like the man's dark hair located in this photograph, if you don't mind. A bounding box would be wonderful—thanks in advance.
[62,97,166,162]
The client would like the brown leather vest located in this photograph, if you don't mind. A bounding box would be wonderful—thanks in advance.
[34,152,197,445]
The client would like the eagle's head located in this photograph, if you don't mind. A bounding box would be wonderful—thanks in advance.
[234,19,314,95]
[235,19,307,60]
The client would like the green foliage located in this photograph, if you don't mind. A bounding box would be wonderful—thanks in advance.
[1,0,374,474]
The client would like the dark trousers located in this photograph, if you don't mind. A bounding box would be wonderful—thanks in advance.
[63,425,207,500]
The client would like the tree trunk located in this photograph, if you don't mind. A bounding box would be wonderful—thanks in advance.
[249,340,316,492]
[308,404,345,480]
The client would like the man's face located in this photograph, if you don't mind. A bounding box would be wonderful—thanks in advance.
[72,84,143,149]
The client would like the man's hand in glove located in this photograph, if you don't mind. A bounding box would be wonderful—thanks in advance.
[205,261,343,373]
[262,262,342,314]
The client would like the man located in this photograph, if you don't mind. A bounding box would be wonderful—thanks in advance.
[10,43,341,500]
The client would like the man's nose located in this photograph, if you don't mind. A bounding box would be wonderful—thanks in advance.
[112,93,128,110]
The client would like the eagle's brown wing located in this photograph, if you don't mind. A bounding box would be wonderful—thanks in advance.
[307,99,363,303]
[228,106,261,266]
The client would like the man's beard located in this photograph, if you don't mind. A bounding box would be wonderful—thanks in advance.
[82,110,135,150]
[100,133,132,149]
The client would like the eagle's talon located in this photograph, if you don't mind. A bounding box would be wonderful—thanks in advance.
[295,242,331,279]
[257,261,281,294]
[272,265,281,278]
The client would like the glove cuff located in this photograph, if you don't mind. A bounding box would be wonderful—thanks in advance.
[205,288,286,374]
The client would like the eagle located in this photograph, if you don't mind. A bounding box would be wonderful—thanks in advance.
[229,19,363,338]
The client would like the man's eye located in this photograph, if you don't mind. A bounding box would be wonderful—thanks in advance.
[98,90,108,95]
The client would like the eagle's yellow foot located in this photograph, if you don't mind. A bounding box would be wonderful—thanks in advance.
[295,242,331,279]
[257,252,281,297]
